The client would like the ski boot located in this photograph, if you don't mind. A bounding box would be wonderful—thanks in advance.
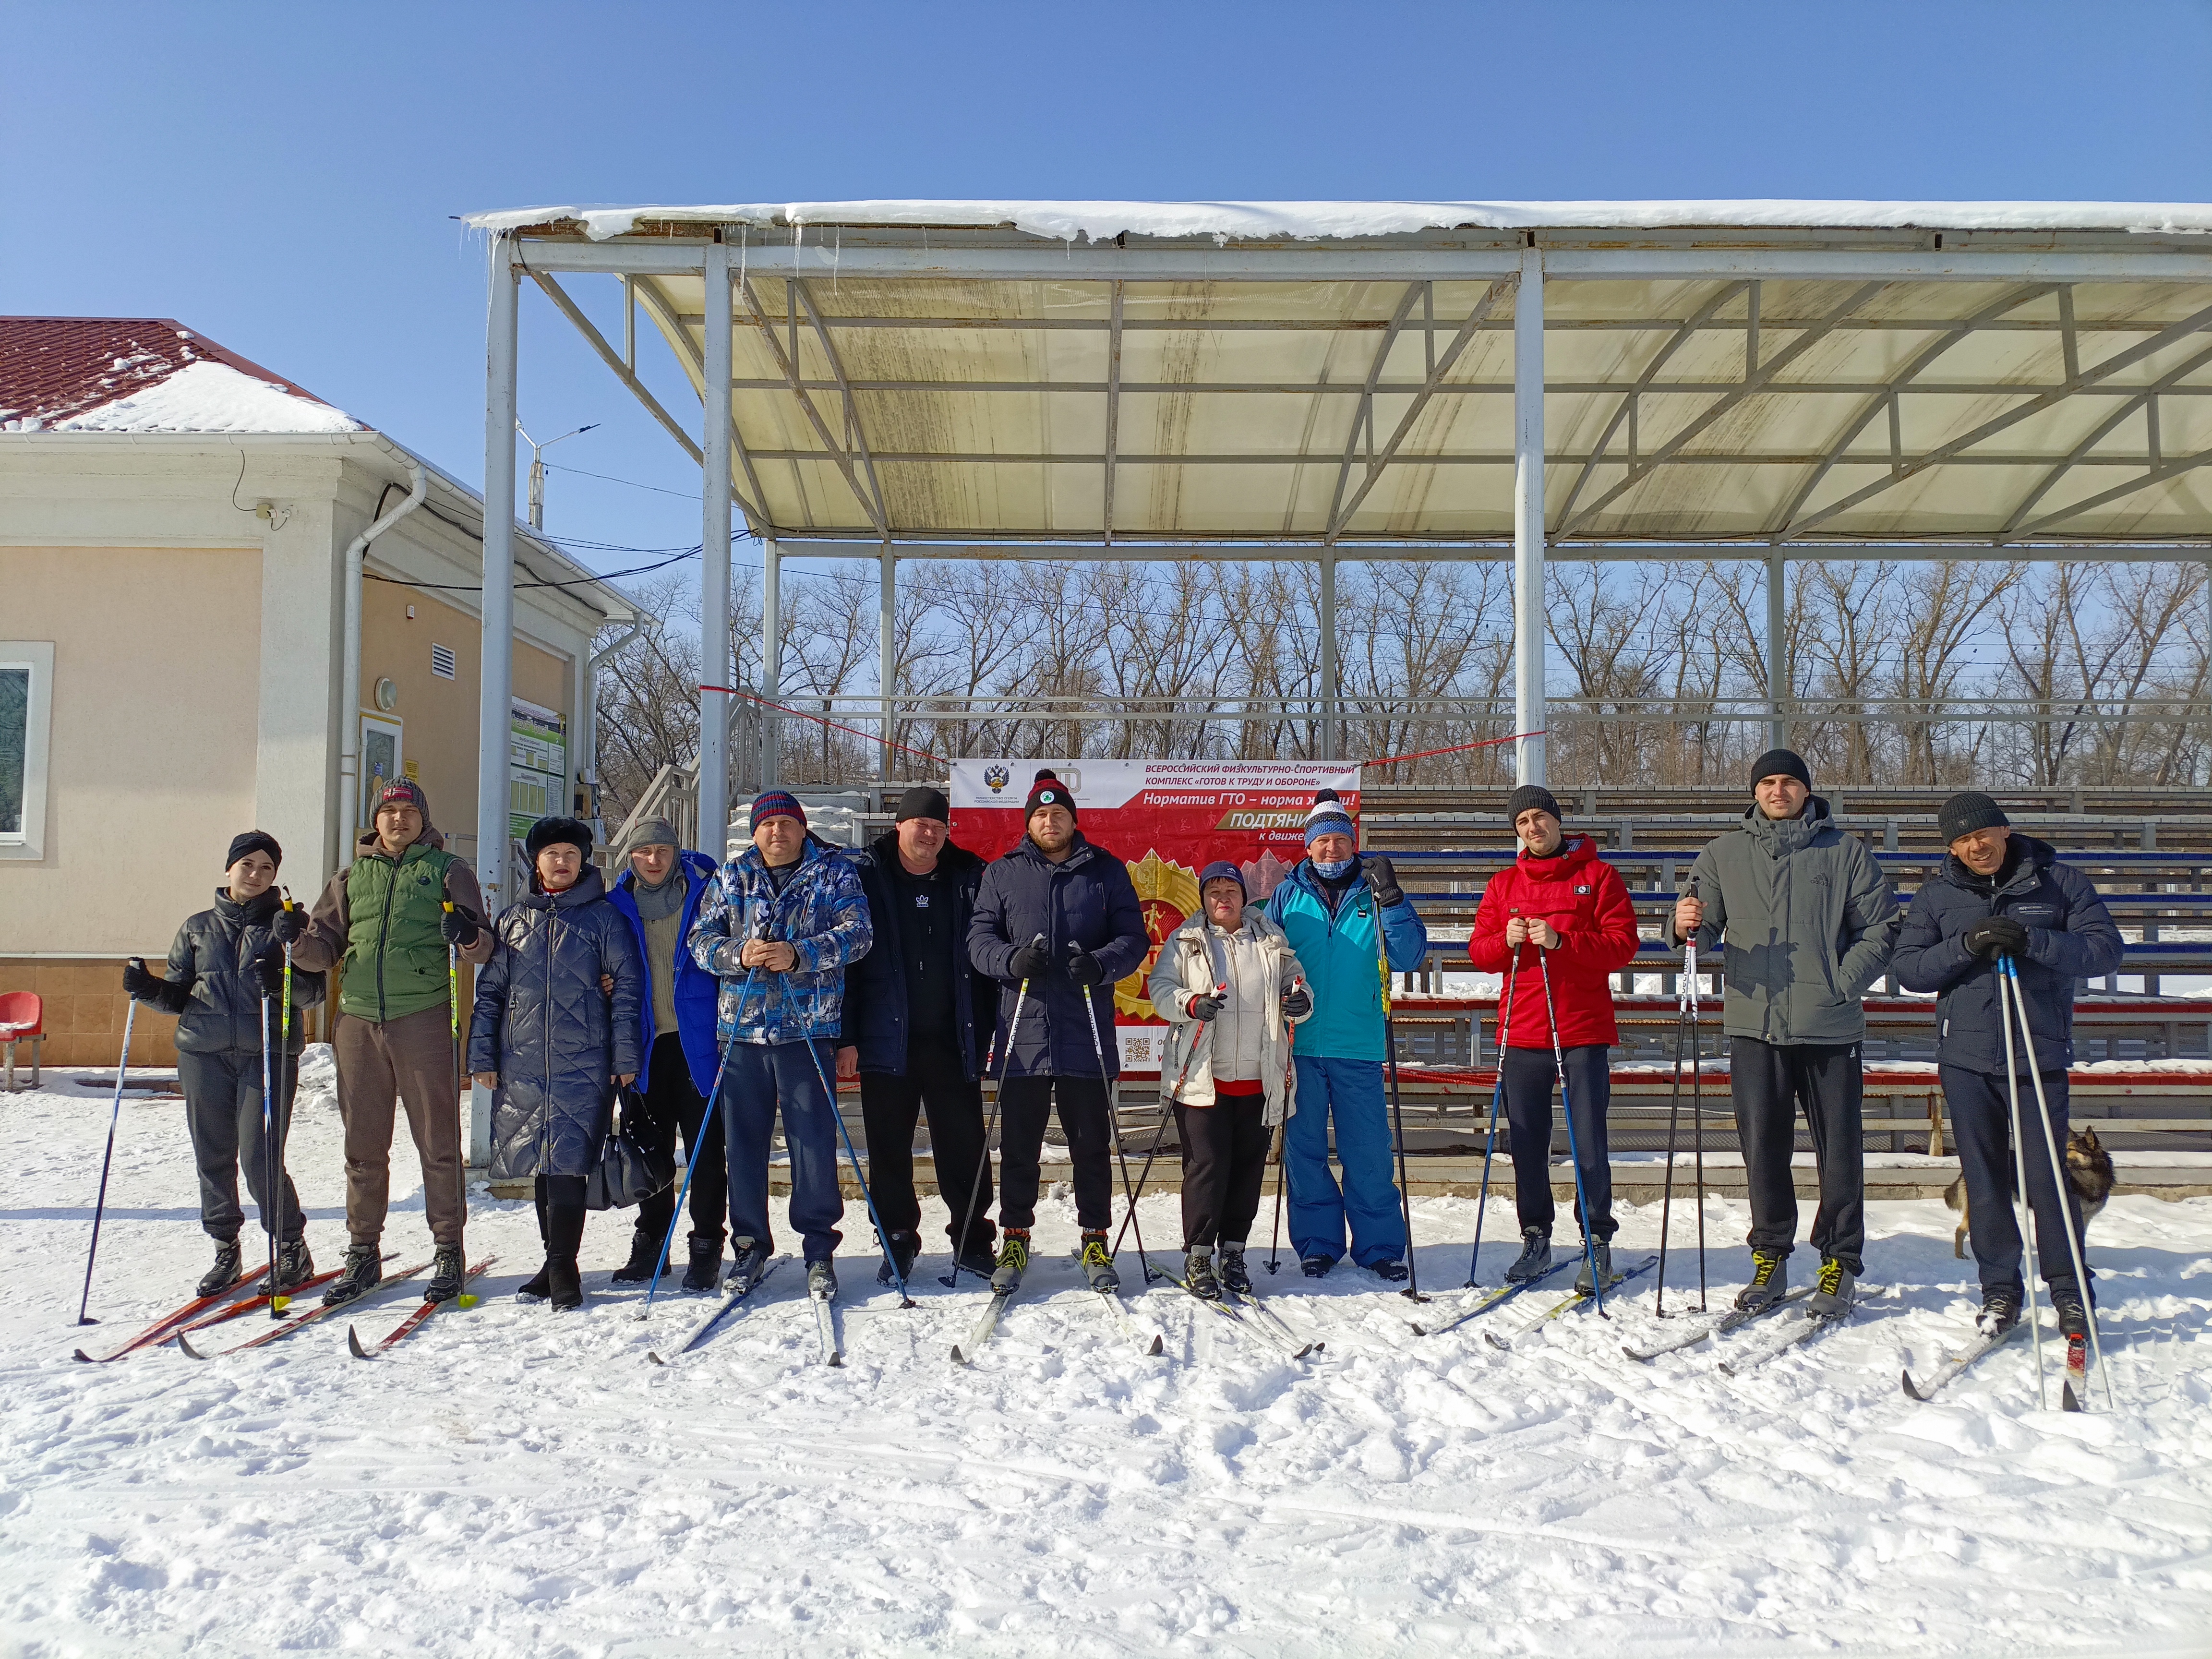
[1218,1241,1252,1296]
[1575,1239,1614,1296]
[957,1236,998,1279]
[991,1229,1031,1294]
[273,1238,314,1293]
[1184,1247,1221,1300]
[877,1229,921,1286]
[425,1245,467,1305]
[196,1238,243,1298]
[1301,1254,1334,1279]
[683,1234,723,1292]
[1371,1258,1410,1284]
[2049,1283,2090,1340]
[1806,1256,1856,1320]
[321,1245,382,1308]
[1976,1286,2021,1338]
[1733,1249,1787,1313]
[1504,1228,1551,1284]
[609,1227,669,1285]
[548,1257,584,1311]
[808,1259,839,1302]
[729,1236,772,1291]
[1080,1231,1120,1293]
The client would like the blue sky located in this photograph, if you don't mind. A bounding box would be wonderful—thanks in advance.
[6,0,2210,587]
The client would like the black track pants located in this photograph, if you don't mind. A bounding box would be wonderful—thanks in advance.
[1942,1063,2088,1298]
[1176,1096,1270,1249]
[996,1075,1112,1233]
[1730,1035,1865,1274]
[633,1034,726,1251]
[859,1036,994,1252]
[1498,1044,1616,1241]
[177,1046,306,1244]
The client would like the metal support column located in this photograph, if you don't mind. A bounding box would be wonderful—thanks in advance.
[880,546,897,783]
[1319,550,1338,761]
[1513,247,1546,785]
[762,537,782,786]
[699,239,733,855]
[1767,547,1788,749]
[474,239,520,1169]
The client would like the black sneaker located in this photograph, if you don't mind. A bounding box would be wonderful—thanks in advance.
[321,1245,382,1307]
[683,1234,723,1293]
[273,1239,314,1293]
[196,1238,243,1298]
[1184,1247,1221,1300]
[1575,1240,1614,1296]
[1219,1241,1252,1296]
[730,1236,773,1289]
[1504,1229,1551,1284]
[877,1229,921,1286]
[1301,1254,1334,1279]
[1976,1287,2021,1338]
[424,1245,466,1305]
[1734,1249,1788,1313]
[609,1228,669,1285]
[2049,1284,2089,1340]
[1080,1232,1119,1293]
[1806,1257,1855,1320]
[956,1239,998,1279]
[808,1259,839,1302]
[991,1230,1031,1293]
[1371,1258,1410,1284]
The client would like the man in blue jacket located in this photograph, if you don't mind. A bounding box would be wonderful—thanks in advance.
[1894,792,2121,1340]
[1264,789,1428,1280]
[966,769,1148,1295]
[839,786,1000,1284]
[606,818,728,1291]
[689,791,873,1302]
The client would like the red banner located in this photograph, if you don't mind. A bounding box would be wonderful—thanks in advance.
[950,761,1362,1070]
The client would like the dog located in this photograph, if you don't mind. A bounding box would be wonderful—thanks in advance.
[1948,1124,2114,1257]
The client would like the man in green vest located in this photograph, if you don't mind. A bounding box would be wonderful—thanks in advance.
[283,779,494,1306]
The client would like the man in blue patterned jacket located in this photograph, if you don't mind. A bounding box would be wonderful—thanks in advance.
[688,791,873,1301]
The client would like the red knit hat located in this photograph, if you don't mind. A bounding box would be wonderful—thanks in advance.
[1025,769,1076,820]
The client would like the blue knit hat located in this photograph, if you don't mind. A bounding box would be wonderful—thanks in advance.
[749,789,806,832]
[1197,860,1247,897]
[1304,788,1355,847]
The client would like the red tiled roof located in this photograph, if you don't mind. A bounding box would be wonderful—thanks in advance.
[0,317,338,428]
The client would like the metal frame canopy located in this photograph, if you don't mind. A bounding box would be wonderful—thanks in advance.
[462,197,2212,826]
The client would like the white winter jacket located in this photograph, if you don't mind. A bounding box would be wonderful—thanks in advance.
[1146,907,1304,1124]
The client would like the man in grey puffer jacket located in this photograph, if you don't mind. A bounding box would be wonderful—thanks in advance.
[1669,749,1899,1319]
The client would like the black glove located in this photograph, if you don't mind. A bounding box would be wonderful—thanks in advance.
[254,943,287,996]
[1187,989,1226,1022]
[123,958,190,1014]
[270,905,308,946]
[1365,855,1404,909]
[440,907,480,949]
[1962,914,2030,958]
[1282,985,1313,1021]
[1066,945,1106,987]
[1009,944,1050,983]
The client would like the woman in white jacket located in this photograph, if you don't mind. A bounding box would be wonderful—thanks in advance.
[1147,861,1310,1298]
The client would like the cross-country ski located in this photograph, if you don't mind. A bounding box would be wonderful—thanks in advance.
[1485,1255,1659,1351]
[71,1270,271,1364]
[177,1261,432,1358]
[1715,1307,1851,1376]
[1409,1259,1571,1338]
[949,1289,1014,1367]
[647,1257,785,1366]
[347,1257,494,1358]
[1623,1285,1816,1361]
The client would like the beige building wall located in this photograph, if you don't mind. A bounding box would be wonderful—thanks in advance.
[0,544,263,1063]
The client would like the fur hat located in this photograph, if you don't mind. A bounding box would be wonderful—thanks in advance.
[525,816,594,861]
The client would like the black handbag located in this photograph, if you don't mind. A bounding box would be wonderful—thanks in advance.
[584,1087,677,1211]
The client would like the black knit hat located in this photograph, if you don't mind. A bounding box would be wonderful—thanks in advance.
[225,830,282,869]
[1506,784,1560,824]
[1938,791,2010,845]
[1749,748,1812,790]
[895,785,950,824]
[525,815,595,861]
[1025,769,1076,820]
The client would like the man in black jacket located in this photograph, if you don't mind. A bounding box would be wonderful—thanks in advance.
[838,786,999,1283]
[967,770,1148,1295]
[1894,792,2122,1339]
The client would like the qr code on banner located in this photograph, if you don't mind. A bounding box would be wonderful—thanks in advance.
[1117,1028,1162,1072]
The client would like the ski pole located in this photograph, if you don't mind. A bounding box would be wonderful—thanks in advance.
[443,899,471,1268]
[1538,946,1610,1318]
[1109,975,1223,1261]
[1080,948,1153,1286]
[1658,889,1694,1318]
[1467,946,1520,1287]
[797,1022,915,1306]
[260,988,277,1313]
[77,997,140,1325]
[2004,954,2116,1408]
[1265,991,1299,1275]
[1688,925,1707,1312]
[275,891,295,1317]
[1375,891,1425,1301]
[944,932,1045,1287]
[1995,947,2047,1408]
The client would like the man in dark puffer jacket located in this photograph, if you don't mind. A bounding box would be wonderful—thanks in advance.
[123,830,326,1297]
[469,817,644,1311]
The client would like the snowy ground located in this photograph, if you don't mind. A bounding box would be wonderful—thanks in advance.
[3,1055,2210,1658]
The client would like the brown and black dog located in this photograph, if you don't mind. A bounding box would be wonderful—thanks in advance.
[1948,1124,2116,1257]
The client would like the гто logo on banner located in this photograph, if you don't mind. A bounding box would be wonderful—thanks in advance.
[1120,849,1200,1019]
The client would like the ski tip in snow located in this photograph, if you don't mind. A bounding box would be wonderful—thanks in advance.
[1900,1366,1927,1402]
[69,1348,95,1364]
[346,1325,373,1360]
[1146,1333,1164,1356]
[2063,1380,2083,1413]
[949,1345,969,1367]
[174,1330,210,1360]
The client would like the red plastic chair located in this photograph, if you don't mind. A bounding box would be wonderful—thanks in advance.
[0,991,43,1091]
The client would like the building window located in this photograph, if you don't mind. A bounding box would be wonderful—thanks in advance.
[432,643,456,680]
[0,641,54,861]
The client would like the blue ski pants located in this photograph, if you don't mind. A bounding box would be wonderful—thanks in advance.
[721,1038,845,1264]
[1285,1055,1406,1268]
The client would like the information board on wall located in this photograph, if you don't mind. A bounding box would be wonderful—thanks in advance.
[509,698,568,838]
[950,760,1363,1070]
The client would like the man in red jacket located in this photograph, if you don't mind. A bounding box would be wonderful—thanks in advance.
[1467,784,1642,1290]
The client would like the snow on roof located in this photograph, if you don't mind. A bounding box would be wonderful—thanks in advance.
[0,317,360,433]
[463,197,2212,244]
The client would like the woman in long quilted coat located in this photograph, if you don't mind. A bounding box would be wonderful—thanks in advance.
[469,817,644,1309]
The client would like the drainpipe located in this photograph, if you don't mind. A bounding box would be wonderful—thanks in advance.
[336,456,429,869]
